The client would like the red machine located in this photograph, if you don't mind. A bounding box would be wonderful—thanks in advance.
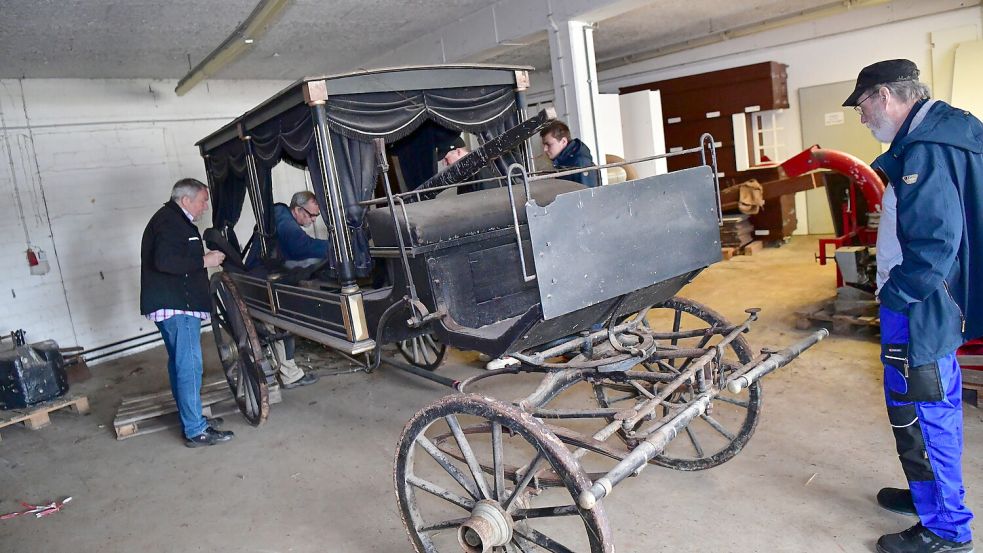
[780,145,884,288]
[778,145,980,401]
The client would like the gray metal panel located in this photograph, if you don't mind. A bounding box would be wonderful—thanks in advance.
[527,166,722,320]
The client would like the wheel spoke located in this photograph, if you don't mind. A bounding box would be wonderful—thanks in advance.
[701,413,737,441]
[446,415,493,500]
[505,541,530,553]
[417,435,482,500]
[503,452,544,512]
[513,505,580,520]
[419,517,468,533]
[513,526,576,553]
[714,395,749,408]
[424,334,440,354]
[407,474,475,511]
[684,426,705,458]
[492,422,505,502]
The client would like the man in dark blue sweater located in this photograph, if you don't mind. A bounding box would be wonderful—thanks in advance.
[844,58,981,553]
[540,120,598,188]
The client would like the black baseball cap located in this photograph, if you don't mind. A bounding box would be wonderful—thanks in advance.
[842,59,920,107]
[436,136,466,158]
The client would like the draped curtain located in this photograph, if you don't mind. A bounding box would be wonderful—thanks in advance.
[202,84,519,278]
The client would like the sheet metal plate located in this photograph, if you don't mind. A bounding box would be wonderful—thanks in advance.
[527,166,722,320]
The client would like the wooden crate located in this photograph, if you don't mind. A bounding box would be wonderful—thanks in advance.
[113,380,281,440]
[0,395,90,442]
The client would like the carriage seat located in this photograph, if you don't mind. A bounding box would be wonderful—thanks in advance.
[366,178,584,248]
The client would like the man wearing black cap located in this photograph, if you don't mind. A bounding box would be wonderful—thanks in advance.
[844,59,982,553]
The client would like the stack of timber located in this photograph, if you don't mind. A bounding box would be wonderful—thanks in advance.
[0,395,90,442]
[721,215,753,247]
[113,380,281,440]
[720,214,763,259]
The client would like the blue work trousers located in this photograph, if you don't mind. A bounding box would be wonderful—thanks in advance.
[156,315,208,439]
[880,306,973,543]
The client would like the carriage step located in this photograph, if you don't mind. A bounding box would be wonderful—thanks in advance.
[0,394,90,442]
[112,380,281,440]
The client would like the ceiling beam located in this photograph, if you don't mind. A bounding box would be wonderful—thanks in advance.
[175,0,293,96]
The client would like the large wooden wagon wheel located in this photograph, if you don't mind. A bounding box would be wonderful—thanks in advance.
[395,394,614,553]
[209,272,270,426]
[591,296,761,471]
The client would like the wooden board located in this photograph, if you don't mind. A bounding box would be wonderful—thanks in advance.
[0,395,90,442]
[113,380,281,440]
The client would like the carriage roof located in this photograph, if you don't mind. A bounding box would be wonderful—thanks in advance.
[196,64,532,153]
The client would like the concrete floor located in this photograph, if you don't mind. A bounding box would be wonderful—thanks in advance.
[1,236,980,553]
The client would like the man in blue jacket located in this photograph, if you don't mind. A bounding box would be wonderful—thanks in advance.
[844,59,981,553]
[243,190,324,389]
[540,120,598,188]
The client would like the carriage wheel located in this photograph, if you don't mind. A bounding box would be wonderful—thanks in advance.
[209,272,270,426]
[395,394,614,553]
[591,296,761,471]
[397,331,447,371]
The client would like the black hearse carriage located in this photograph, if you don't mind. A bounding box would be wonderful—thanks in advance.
[197,65,826,552]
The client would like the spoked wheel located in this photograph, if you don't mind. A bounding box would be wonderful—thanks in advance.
[209,272,270,426]
[395,394,614,553]
[397,331,447,371]
[591,296,760,471]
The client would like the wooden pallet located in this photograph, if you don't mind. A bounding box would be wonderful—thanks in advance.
[795,303,880,334]
[0,395,90,442]
[721,240,765,261]
[113,380,281,440]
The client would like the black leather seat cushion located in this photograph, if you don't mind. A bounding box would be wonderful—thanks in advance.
[367,178,584,248]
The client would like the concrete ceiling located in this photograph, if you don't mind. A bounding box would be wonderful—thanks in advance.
[0,0,493,79]
[485,0,856,71]
[0,0,932,81]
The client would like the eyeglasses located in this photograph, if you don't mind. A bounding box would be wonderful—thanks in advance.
[300,206,320,219]
[854,89,879,114]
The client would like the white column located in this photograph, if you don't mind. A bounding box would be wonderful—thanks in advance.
[618,90,667,178]
[547,18,604,181]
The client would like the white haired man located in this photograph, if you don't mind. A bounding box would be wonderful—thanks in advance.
[140,178,234,447]
[844,59,981,553]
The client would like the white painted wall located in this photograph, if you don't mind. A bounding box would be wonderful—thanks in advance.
[0,78,289,355]
[597,5,983,234]
[600,5,983,163]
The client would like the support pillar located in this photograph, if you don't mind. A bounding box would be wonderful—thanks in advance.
[547,18,604,182]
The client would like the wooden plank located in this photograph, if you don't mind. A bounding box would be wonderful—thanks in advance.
[721,247,738,261]
[742,240,764,255]
[120,380,228,407]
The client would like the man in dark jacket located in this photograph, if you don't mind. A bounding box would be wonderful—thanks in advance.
[844,59,981,553]
[141,178,234,447]
[540,120,598,188]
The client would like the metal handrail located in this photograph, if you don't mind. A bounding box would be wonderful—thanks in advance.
[505,163,536,283]
[357,136,720,208]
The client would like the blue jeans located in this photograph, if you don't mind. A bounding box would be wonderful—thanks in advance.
[880,306,973,543]
[156,315,208,439]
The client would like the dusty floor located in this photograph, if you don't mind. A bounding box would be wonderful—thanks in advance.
[1,236,980,553]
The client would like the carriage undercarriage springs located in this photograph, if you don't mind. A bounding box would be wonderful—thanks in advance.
[195,66,828,552]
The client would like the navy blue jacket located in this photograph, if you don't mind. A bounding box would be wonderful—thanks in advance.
[244,203,329,269]
[873,100,983,366]
[271,203,329,261]
[552,138,598,188]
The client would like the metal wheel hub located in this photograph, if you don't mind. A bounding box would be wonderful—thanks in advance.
[218,341,238,364]
[458,499,514,553]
